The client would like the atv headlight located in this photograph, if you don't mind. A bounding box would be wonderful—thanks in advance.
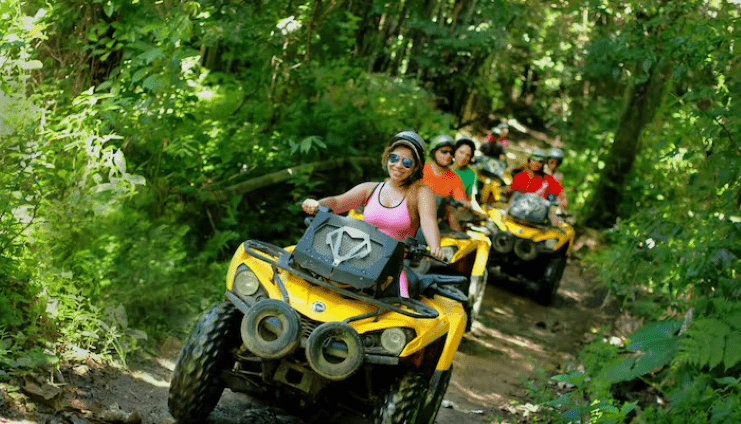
[233,265,260,297]
[380,328,408,355]
[544,239,558,250]
[442,246,458,262]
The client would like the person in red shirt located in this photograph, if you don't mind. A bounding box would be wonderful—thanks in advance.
[509,147,568,211]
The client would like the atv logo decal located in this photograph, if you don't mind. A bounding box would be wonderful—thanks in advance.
[312,301,327,313]
[326,226,371,266]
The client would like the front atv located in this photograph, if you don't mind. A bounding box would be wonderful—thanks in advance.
[168,207,469,424]
[484,192,573,305]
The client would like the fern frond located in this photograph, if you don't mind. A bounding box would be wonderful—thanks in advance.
[724,332,741,371]
[678,317,735,370]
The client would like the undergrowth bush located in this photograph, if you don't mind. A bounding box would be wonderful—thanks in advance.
[1,1,456,377]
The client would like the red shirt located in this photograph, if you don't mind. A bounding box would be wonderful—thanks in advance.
[511,171,562,198]
[422,163,467,201]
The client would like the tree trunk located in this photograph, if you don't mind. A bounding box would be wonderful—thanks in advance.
[581,59,668,228]
[199,157,377,203]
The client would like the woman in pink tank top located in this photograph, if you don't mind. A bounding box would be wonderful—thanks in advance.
[302,131,444,297]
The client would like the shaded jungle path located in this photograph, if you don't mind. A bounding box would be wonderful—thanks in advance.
[1,251,620,424]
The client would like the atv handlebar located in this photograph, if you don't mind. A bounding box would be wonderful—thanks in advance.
[403,236,449,266]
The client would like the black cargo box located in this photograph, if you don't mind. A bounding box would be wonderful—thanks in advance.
[293,209,404,289]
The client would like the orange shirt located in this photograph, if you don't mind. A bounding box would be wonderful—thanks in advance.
[422,162,467,201]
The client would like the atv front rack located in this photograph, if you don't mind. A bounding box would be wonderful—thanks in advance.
[243,240,440,320]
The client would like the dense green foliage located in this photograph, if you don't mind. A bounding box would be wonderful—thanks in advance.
[1,0,739,422]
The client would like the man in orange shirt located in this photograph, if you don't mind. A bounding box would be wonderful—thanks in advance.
[422,135,470,203]
[423,135,474,230]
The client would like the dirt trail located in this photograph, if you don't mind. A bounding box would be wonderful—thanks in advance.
[435,261,617,423]
[1,255,617,424]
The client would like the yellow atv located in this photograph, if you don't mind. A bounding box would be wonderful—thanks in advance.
[471,155,512,206]
[484,192,574,305]
[349,202,491,330]
[168,207,469,424]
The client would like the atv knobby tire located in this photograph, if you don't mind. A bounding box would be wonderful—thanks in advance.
[168,302,241,424]
[374,372,428,424]
[416,368,452,424]
[469,269,488,325]
[537,252,567,305]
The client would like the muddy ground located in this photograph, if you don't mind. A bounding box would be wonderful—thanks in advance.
[1,246,625,424]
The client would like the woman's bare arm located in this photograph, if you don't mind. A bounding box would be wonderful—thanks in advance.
[417,184,444,260]
[302,182,377,215]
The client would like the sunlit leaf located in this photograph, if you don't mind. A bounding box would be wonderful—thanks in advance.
[19,60,42,70]
[625,320,682,352]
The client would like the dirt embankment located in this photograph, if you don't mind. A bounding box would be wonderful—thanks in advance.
[1,250,619,424]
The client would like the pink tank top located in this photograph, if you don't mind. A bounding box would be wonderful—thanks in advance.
[363,183,417,241]
[363,183,416,297]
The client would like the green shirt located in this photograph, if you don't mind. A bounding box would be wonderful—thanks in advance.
[453,166,477,197]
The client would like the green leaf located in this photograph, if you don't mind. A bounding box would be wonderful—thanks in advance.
[131,68,148,83]
[551,371,587,385]
[629,341,677,376]
[104,1,115,17]
[724,332,741,370]
[625,319,682,352]
[601,356,637,384]
[138,48,165,64]
[715,376,739,386]
[142,75,166,91]
[300,137,312,153]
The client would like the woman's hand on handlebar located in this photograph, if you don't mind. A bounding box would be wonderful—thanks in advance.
[302,198,320,215]
[429,245,444,261]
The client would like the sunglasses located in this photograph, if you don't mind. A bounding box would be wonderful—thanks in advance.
[388,153,415,169]
[439,149,453,155]
[531,158,545,164]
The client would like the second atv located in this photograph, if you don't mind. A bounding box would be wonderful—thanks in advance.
[484,192,574,305]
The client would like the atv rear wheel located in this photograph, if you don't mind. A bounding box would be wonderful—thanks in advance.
[537,252,567,305]
[168,302,241,424]
[374,372,428,424]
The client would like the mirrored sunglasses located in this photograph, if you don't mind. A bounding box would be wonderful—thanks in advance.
[388,153,415,169]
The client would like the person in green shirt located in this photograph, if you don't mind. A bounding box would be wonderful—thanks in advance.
[452,137,486,215]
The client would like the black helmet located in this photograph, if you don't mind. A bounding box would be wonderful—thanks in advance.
[386,130,426,183]
[388,130,426,167]
[455,137,476,154]
[430,134,455,155]
[548,147,564,165]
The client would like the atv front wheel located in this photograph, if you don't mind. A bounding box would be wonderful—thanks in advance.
[537,252,567,305]
[416,368,452,424]
[374,372,428,424]
[168,302,241,424]
[468,269,488,326]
